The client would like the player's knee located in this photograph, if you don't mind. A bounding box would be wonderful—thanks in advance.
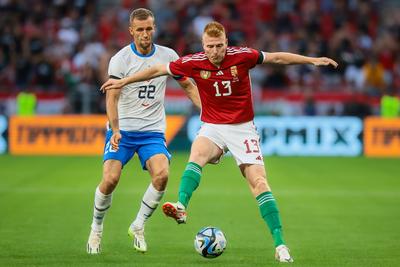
[253,177,268,193]
[103,172,120,190]
[190,149,210,164]
[152,168,169,190]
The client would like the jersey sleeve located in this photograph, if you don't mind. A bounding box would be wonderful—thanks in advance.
[167,57,192,78]
[169,49,179,62]
[108,55,124,79]
[168,50,186,81]
[245,48,264,69]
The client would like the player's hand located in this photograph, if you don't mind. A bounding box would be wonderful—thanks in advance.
[312,57,338,68]
[110,131,121,151]
[100,78,127,93]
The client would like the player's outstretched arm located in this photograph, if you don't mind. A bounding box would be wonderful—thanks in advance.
[177,79,201,110]
[100,64,169,92]
[263,52,338,68]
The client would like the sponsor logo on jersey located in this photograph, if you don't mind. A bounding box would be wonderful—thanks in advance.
[200,70,211,79]
[216,70,224,76]
[256,155,263,161]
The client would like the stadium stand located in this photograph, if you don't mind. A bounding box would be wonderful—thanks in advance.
[0,0,399,116]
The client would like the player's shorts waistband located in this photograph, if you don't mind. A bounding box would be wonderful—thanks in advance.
[202,120,254,127]
[107,130,165,139]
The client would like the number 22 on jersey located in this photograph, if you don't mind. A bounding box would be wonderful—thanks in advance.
[213,81,232,96]
[138,85,156,99]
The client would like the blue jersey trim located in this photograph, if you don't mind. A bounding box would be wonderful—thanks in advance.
[130,43,156,57]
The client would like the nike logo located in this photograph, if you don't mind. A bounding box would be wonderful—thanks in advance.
[142,103,150,107]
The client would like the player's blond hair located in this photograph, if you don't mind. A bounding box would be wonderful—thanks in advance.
[203,21,226,38]
[130,8,154,23]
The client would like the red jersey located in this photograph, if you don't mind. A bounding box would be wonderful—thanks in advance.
[167,47,263,124]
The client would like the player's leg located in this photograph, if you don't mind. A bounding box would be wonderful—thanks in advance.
[240,164,293,263]
[132,153,169,228]
[87,130,134,254]
[87,159,122,254]
[223,121,292,262]
[129,153,169,252]
[127,137,171,252]
[179,136,223,207]
[94,159,124,228]
[163,135,223,223]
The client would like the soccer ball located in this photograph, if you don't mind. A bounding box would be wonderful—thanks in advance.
[194,226,227,258]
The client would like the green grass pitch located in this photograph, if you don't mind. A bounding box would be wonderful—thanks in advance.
[0,154,399,266]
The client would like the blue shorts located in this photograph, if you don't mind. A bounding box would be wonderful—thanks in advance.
[103,130,171,170]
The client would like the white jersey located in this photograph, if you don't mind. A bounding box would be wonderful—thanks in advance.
[108,43,180,132]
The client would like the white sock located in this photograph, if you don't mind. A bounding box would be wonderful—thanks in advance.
[131,183,164,229]
[91,186,112,232]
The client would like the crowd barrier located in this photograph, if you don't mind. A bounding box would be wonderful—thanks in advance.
[1,115,399,157]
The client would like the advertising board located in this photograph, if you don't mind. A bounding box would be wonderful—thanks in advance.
[364,117,400,157]
[9,115,186,155]
[187,116,363,156]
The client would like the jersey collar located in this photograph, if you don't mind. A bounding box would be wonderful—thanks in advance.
[130,43,156,58]
[206,50,228,69]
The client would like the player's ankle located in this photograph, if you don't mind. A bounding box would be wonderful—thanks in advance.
[91,223,103,232]
[131,221,144,230]
[177,201,186,209]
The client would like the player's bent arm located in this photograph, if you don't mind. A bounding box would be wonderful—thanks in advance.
[101,64,169,91]
[106,89,121,133]
[177,79,201,110]
[262,52,338,68]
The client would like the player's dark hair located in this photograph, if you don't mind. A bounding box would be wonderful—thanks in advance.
[204,21,226,38]
[130,8,154,23]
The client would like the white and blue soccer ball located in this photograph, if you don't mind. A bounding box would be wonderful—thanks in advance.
[194,226,227,258]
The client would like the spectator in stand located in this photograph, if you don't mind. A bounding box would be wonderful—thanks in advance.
[0,0,399,115]
[303,93,317,116]
[362,56,386,96]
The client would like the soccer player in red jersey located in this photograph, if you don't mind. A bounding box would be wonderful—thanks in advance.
[101,21,337,262]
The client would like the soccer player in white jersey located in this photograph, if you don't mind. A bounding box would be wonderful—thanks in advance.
[101,22,337,262]
[86,8,200,254]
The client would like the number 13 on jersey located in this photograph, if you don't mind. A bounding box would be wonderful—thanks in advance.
[213,81,232,96]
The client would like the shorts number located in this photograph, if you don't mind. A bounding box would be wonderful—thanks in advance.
[213,81,232,96]
[104,141,116,154]
[138,85,156,99]
[244,139,260,154]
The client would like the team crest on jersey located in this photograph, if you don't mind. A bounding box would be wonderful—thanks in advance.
[230,66,238,77]
[200,70,211,79]
[230,66,239,82]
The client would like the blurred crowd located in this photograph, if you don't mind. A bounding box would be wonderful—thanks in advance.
[0,0,399,114]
